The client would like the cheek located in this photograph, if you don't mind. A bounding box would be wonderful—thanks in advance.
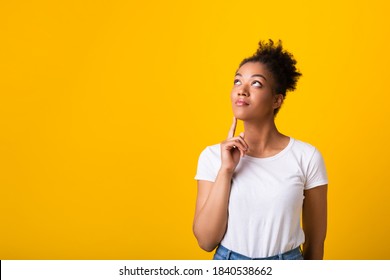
[230,89,236,101]
[252,92,273,105]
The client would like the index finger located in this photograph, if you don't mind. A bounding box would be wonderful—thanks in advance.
[227,117,237,139]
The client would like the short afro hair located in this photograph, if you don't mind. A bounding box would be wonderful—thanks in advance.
[239,39,302,114]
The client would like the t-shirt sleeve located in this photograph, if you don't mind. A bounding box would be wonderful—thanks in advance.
[194,146,219,182]
[304,148,328,190]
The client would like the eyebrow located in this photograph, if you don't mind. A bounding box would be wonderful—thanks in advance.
[235,72,267,81]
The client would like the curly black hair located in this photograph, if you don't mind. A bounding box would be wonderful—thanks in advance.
[239,39,302,115]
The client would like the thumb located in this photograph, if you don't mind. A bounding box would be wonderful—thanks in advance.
[239,132,245,139]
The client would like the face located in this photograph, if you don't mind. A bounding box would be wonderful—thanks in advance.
[231,62,283,121]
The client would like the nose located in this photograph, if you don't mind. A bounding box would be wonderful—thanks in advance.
[237,84,249,97]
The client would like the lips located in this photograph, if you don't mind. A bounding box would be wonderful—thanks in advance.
[235,99,249,106]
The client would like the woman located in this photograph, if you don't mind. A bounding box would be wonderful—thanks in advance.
[193,40,328,260]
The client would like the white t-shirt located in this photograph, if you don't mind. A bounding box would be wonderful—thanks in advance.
[194,137,328,258]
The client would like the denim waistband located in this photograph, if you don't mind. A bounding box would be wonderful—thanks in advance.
[214,244,303,260]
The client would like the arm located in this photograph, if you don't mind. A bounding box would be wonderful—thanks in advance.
[193,171,233,252]
[193,117,248,252]
[302,184,328,259]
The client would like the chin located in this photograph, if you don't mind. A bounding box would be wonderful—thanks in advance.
[233,112,249,121]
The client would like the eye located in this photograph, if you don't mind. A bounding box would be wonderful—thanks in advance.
[234,79,241,86]
[252,80,262,87]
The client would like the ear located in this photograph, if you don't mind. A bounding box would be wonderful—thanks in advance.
[273,94,284,109]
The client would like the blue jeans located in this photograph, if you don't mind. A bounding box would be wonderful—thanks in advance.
[213,244,304,260]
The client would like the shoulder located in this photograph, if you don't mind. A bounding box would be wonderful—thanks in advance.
[196,143,221,167]
[288,138,327,171]
[199,143,221,159]
[195,144,221,181]
[289,138,328,187]
[291,138,316,152]
[290,138,321,159]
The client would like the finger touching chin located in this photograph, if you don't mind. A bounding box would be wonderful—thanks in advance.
[231,107,250,120]
[232,112,247,121]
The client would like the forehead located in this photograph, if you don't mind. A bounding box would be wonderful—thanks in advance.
[236,62,270,76]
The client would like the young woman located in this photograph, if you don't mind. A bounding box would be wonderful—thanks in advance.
[193,40,328,260]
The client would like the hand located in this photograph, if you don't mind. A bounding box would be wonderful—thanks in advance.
[220,117,249,173]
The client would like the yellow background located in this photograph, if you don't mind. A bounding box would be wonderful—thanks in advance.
[1,0,389,259]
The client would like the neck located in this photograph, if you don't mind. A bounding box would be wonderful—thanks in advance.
[243,118,285,156]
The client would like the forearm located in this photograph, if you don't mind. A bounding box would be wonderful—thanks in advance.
[303,241,324,260]
[302,185,327,260]
[193,169,233,251]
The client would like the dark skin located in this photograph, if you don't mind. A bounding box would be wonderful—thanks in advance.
[193,62,327,259]
[302,184,328,259]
